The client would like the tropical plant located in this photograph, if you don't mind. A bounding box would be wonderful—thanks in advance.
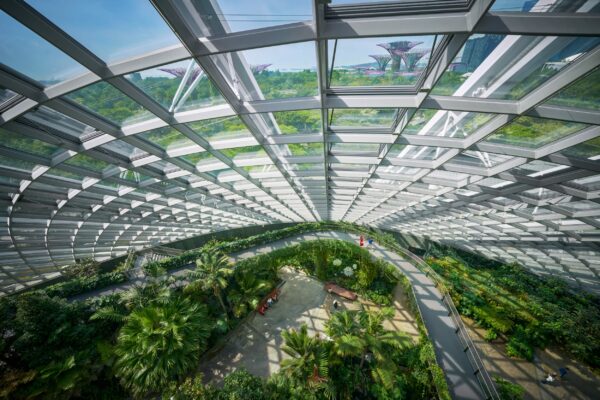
[162,374,217,400]
[63,258,101,279]
[280,324,330,388]
[327,308,411,390]
[228,269,272,318]
[25,351,100,399]
[113,296,212,397]
[494,376,525,400]
[186,250,234,321]
[220,369,267,400]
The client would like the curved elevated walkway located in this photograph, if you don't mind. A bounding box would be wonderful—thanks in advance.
[74,231,486,399]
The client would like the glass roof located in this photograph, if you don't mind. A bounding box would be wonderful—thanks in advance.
[0,0,599,295]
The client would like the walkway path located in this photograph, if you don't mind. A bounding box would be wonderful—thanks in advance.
[73,231,486,399]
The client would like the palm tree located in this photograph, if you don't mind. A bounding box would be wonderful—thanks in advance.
[113,296,212,397]
[185,250,233,321]
[229,269,272,318]
[91,275,173,324]
[326,308,411,389]
[281,324,329,385]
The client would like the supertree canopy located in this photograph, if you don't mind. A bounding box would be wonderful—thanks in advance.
[159,67,204,81]
[251,64,272,74]
[369,54,392,71]
[377,41,423,72]
[401,49,429,72]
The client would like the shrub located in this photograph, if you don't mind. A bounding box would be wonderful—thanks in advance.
[506,333,534,361]
[484,329,498,342]
[220,369,267,400]
[42,271,127,299]
[494,376,525,400]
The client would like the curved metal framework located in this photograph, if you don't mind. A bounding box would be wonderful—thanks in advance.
[0,0,599,295]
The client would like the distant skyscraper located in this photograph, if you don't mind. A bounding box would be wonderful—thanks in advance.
[461,35,503,72]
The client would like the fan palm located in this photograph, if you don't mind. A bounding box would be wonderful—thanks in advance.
[91,277,173,324]
[326,308,411,389]
[229,269,272,318]
[185,250,233,321]
[113,296,211,397]
[281,324,329,385]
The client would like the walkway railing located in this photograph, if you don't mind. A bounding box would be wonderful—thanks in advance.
[376,235,499,400]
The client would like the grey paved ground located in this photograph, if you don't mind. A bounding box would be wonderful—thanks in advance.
[198,268,329,383]
[74,231,486,399]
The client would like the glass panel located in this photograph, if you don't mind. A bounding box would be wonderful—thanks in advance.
[118,170,152,183]
[188,116,252,143]
[262,110,322,135]
[211,0,312,32]
[484,116,588,148]
[513,160,569,177]
[432,34,600,99]
[221,145,268,162]
[376,165,423,178]
[221,41,318,100]
[560,137,600,160]
[138,127,200,152]
[0,154,38,171]
[448,150,513,168]
[402,109,496,138]
[64,154,110,172]
[125,59,225,113]
[0,127,60,157]
[272,143,324,157]
[491,0,600,13]
[66,82,154,126]
[329,108,397,128]
[0,87,18,106]
[329,36,436,87]
[284,163,323,172]
[331,143,380,156]
[47,168,85,181]
[101,140,147,159]
[20,106,98,141]
[387,145,449,160]
[26,0,181,62]
[0,10,86,86]
[545,68,600,111]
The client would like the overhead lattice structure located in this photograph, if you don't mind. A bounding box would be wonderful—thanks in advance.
[0,0,599,295]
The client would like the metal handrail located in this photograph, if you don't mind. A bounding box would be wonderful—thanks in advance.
[383,241,499,400]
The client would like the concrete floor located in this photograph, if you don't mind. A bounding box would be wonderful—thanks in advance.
[198,267,330,383]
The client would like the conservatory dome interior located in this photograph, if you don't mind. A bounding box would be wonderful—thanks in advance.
[0,0,599,296]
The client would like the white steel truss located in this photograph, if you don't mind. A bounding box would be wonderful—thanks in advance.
[0,0,599,295]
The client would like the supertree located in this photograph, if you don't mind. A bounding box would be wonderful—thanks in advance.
[377,41,422,72]
[251,64,272,74]
[400,49,429,72]
[369,54,392,71]
[159,67,203,81]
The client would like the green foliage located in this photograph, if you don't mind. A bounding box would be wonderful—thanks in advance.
[1,222,449,399]
[281,324,330,386]
[220,369,268,400]
[41,271,127,299]
[63,258,101,279]
[163,375,218,400]
[229,267,273,318]
[494,376,525,400]
[484,329,498,341]
[113,296,212,397]
[425,244,600,368]
[0,292,119,399]
[186,250,234,321]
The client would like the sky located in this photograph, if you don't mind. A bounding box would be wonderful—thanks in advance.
[3,0,555,86]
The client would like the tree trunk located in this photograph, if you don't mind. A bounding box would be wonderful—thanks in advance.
[215,287,229,322]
